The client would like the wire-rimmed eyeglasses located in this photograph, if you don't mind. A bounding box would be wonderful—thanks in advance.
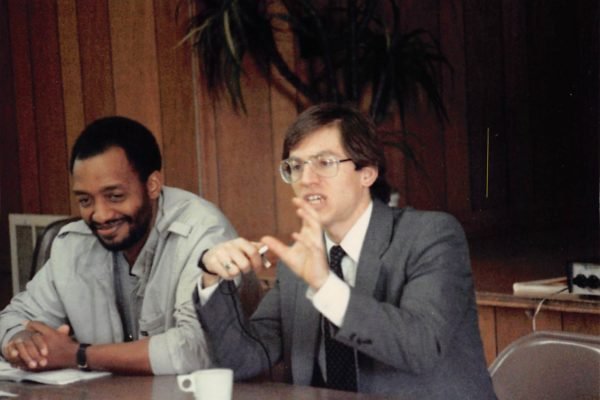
[279,155,353,184]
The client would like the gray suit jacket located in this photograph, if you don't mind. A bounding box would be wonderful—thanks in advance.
[195,200,496,399]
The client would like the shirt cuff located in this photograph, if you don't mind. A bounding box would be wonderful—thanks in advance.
[196,274,243,306]
[306,272,350,327]
[196,278,220,305]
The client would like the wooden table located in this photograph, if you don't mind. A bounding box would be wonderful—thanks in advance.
[0,375,392,399]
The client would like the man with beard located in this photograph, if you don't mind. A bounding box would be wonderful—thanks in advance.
[0,116,236,375]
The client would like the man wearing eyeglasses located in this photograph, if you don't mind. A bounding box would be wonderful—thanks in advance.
[194,104,496,399]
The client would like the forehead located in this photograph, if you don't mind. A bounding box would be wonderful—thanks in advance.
[289,126,345,158]
[72,147,140,192]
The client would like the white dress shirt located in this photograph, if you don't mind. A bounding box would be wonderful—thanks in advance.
[307,201,373,327]
[198,201,374,329]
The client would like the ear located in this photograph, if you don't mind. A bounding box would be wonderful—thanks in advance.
[360,166,378,188]
[146,171,163,200]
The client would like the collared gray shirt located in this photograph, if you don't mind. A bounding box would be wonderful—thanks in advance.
[0,186,237,374]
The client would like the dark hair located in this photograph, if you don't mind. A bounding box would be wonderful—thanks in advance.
[69,116,162,182]
[283,103,391,203]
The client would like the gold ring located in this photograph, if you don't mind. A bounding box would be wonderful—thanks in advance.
[223,262,232,271]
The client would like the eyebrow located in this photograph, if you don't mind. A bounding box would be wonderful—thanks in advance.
[289,150,341,159]
[72,185,125,195]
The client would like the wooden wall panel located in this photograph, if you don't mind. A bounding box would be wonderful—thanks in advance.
[0,0,21,272]
[1,0,596,297]
[562,313,600,336]
[197,83,219,203]
[502,0,533,218]
[8,1,40,214]
[109,0,162,147]
[478,303,600,366]
[268,1,299,237]
[440,0,471,215]
[477,305,497,366]
[77,0,115,123]
[401,0,447,211]
[495,308,562,354]
[464,0,508,211]
[154,0,199,194]
[381,112,408,208]
[29,0,70,215]
[571,0,599,225]
[214,59,276,240]
[57,0,85,214]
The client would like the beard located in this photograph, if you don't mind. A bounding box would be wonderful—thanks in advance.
[87,194,154,252]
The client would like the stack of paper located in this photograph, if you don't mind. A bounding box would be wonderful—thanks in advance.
[0,361,110,385]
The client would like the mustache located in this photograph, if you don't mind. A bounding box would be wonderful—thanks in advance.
[89,216,133,231]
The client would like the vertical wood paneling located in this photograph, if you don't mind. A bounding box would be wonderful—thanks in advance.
[571,0,598,225]
[440,0,471,215]
[463,0,508,211]
[109,0,162,147]
[29,0,70,215]
[154,0,199,194]
[0,0,21,271]
[381,113,408,208]
[269,0,299,236]
[401,0,447,211]
[562,313,600,336]
[197,75,219,202]
[502,0,532,219]
[528,2,577,212]
[495,308,562,354]
[477,305,497,366]
[57,0,85,214]
[214,59,275,239]
[77,0,115,122]
[8,1,40,213]
[2,0,596,297]
[478,304,600,367]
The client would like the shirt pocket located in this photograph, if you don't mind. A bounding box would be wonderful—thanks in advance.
[139,313,165,337]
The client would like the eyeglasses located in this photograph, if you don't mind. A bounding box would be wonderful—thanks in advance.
[279,155,353,184]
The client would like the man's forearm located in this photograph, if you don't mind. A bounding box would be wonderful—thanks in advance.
[86,339,152,374]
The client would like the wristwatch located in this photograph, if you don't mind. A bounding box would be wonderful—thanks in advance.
[76,343,91,371]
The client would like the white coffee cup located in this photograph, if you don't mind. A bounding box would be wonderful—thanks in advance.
[177,368,233,400]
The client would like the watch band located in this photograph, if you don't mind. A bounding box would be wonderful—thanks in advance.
[77,343,91,371]
[197,249,217,276]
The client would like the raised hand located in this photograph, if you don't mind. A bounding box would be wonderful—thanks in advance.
[200,238,266,287]
[262,197,330,290]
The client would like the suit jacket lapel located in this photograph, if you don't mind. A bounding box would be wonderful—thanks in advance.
[354,200,395,296]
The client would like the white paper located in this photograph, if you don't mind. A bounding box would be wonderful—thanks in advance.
[0,361,110,385]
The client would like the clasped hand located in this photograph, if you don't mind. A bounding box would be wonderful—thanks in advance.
[2,321,78,371]
[201,197,331,290]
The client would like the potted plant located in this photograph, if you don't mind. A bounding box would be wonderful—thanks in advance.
[183,0,449,161]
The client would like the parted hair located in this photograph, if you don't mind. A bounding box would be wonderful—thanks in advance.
[282,103,391,203]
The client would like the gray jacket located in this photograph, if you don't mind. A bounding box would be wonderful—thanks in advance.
[195,200,497,399]
[0,186,237,374]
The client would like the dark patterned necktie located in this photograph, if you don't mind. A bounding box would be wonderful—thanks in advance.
[324,245,357,391]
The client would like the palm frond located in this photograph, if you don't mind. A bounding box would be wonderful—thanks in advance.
[184,0,450,131]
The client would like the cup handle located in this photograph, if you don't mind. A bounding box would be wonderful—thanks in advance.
[177,374,194,393]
